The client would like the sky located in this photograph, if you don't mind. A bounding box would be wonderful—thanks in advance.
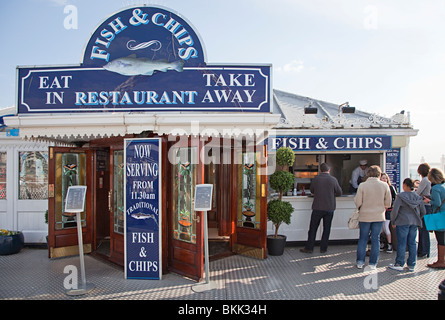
[1,0,444,164]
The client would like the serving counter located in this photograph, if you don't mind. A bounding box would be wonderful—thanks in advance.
[267,195,359,242]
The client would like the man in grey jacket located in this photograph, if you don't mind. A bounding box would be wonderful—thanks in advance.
[300,163,343,253]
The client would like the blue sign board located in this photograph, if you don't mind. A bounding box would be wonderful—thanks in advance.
[17,6,271,114]
[269,135,392,151]
[124,138,161,280]
[17,65,270,113]
[81,6,206,67]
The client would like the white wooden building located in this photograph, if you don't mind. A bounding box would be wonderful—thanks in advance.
[0,106,56,243]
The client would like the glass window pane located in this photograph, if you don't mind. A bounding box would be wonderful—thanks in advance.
[237,152,261,229]
[19,151,48,199]
[0,152,6,199]
[55,152,87,229]
[172,147,197,244]
[113,150,124,234]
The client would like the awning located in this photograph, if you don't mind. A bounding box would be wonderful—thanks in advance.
[3,112,281,143]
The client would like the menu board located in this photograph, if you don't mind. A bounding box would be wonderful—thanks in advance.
[64,186,87,213]
[194,184,213,211]
[385,149,400,193]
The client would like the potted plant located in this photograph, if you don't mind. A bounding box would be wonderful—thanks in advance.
[0,229,25,255]
[241,163,256,227]
[267,147,295,256]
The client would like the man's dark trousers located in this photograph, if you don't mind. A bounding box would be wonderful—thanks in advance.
[304,210,334,252]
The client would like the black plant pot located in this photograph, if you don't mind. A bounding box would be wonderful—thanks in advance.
[0,232,25,255]
[267,235,287,256]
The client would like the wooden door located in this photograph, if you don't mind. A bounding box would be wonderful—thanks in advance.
[47,147,92,258]
[168,136,204,281]
[108,147,125,265]
[232,145,268,259]
[93,148,110,256]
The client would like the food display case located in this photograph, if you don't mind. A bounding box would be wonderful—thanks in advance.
[289,154,319,196]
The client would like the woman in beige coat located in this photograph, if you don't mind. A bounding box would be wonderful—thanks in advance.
[354,165,392,269]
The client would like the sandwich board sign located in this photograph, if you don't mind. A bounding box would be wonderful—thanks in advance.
[124,138,162,280]
[194,184,213,211]
[191,184,215,292]
[63,186,94,296]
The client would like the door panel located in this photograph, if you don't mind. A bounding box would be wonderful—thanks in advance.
[172,148,198,244]
[213,142,233,237]
[219,162,232,236]
[93,149,110,256]
[168,137,204,281]
[109,148,125,265]
[233,146,268,259]
[48,147,92,258]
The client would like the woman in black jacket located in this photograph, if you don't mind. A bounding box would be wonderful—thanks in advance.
[380,173,397,253]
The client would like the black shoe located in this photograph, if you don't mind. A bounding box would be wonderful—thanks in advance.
[300,248,313,253]
[320,249,327,253]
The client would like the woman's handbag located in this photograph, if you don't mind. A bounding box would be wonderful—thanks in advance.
[348,209,360,229]
[424,198,445,232]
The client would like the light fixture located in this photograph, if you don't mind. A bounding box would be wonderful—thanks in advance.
[304,101,318,114]
[339,102,355,114]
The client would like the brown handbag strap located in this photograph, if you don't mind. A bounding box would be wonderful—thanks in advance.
[434,197,445,213]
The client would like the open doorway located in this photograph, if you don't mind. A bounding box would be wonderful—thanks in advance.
[204,161,232,260]
[93,149,111,258]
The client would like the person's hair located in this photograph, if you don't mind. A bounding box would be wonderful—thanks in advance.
[381,172,392,186]
[403,178,415,191]
[366,165,381,178]
[428,168,445,185]
[417,163,431,178]
[320,163,330,172]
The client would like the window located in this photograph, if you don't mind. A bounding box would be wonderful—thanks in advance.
[113,150,124,234]
[237,151,261,229]
[0,152,6,199]
[172,147,197,244]
[54,152,86,229]
[19,151,48,199]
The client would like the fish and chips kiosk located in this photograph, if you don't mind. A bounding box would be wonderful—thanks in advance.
[267,90,418,242]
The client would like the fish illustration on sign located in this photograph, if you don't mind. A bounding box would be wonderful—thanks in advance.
[131,212,159,226]
[103,54,184,76]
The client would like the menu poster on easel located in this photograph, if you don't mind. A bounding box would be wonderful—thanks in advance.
[124,138,162,280]
[194,184,213,211]
[64,186,87,213]
[385,148,401,193]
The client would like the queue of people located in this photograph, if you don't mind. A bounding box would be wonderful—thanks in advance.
[300,161,445,272]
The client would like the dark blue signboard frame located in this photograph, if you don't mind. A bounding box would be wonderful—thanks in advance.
[124,138,162,280]
[17,65,270,113]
